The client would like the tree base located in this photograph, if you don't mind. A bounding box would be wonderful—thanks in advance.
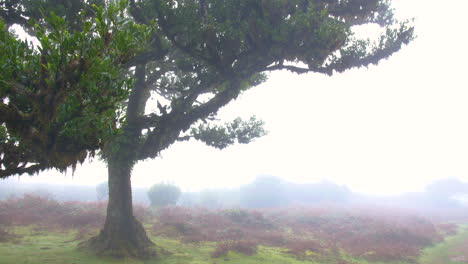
[78,219,156,259]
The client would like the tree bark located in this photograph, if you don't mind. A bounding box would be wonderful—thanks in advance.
[79,158,155,259]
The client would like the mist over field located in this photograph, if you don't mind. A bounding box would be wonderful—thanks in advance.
[2,176,468,211]
[2,176,468,264]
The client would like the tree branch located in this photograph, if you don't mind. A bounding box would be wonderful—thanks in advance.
[137,78,243,160]
[0,102,32,123]
[265,64,318,74]
[126,64,151,123]
[0,164,46,178]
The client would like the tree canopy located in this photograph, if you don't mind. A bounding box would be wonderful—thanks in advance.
[1,1,150,176]
[1,0,413,178]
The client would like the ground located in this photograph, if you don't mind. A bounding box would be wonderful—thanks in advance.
[1,195,467,264]
[0,225,467,264]
[420,225,468,264]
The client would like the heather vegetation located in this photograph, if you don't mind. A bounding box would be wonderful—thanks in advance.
[1,193,466,264]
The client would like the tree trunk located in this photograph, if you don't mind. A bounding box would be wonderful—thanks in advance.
[79,159,155,259]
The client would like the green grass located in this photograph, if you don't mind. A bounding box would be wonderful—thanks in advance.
[0,228,318,264]
[1,225,464,264]
[419,226,468,264]
[0,227,320,264]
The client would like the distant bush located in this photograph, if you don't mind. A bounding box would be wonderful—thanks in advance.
[147,183,181,208]
[199,190,221,209]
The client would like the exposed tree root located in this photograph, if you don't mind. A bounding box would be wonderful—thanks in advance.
[78,218,156,259]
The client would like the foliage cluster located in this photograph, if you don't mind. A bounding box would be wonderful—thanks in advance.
[0,2,152,176]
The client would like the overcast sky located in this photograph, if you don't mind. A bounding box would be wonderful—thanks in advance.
[10,0,468,195]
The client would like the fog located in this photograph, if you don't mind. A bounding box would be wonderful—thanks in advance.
[3,177,468,215]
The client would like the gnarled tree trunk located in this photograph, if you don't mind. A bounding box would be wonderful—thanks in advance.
[79,158,155,258]
[79,64,157,259]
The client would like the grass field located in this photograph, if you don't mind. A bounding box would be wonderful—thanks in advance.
[1,194,467,264]
[2,226,467,264]
[420,226,468,264]
[0,226,435,264]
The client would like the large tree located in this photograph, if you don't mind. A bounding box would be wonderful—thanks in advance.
[0,0,414,259]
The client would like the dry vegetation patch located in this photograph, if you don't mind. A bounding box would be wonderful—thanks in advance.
[151,205,444,261]
[0,194,457,262]
[0,194,151,232]
[0,226,21,243]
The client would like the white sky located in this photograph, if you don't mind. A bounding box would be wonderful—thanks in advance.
[10,0,468,195]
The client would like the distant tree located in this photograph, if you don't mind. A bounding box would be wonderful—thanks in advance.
[423,178,468,208]
[287,180,352,204]
[132,187,151,205]
[0,0,414,258]
[178,192,197,207]
[425,178,468,196]
[147,183,181,208]
[31,188,54,199]
[199,190,221,209]
[96,182,109,201]
[241,176,288,208]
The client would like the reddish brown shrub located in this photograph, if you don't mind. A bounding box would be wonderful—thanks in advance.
[0,226,20,242]
[285,239,325,256]
[134,204,153,222]
[211,240,258,258]
[0,194,152,230]
[152,207,280,245]
[111,203,448,261]
[222,209,275,229]
[437,223,458,236]
[0,194,62,226]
